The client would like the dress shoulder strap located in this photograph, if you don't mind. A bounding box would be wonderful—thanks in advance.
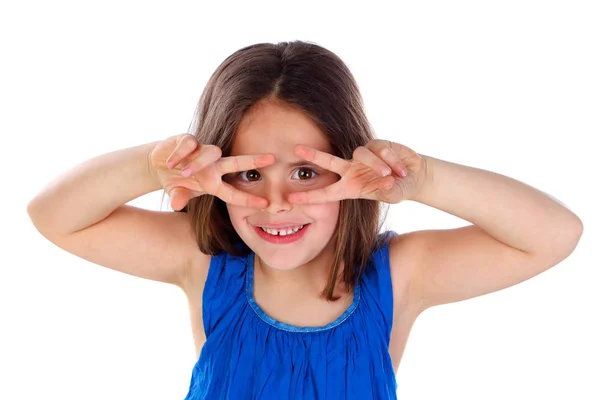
[359,230,397,342]
[202,249,250,337]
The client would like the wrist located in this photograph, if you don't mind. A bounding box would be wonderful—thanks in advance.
[410,154,436,204]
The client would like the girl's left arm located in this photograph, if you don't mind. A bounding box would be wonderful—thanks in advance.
[398,152,583,312]
[288,140,583,313]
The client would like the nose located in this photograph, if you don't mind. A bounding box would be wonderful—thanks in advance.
[261,180,292,215]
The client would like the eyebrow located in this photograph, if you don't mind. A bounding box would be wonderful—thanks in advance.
[285,160,320,168]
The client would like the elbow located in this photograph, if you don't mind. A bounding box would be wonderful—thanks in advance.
[530,217,583,264]
[554,217,584,261]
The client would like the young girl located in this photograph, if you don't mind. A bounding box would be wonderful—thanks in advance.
[27,40,583,399]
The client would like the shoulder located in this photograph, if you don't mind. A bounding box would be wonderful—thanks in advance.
[182,237,250,303]
[387,230,428,316]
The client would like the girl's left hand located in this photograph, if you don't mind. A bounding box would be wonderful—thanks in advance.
[288,139,428,204]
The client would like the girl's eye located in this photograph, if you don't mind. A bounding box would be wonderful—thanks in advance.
[292,167,318,180]
[236,167,318,182]
[238,170,261,182]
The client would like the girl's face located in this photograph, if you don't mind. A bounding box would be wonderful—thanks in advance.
[225,100,341,271]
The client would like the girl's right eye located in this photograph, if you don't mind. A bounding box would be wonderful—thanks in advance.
[238,169,261,182]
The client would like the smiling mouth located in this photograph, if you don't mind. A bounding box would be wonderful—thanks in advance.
[252,223,311,244]
[258,224,308,236]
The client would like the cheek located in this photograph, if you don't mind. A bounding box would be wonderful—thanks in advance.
[305,202,340,229]
[225,204,248,230]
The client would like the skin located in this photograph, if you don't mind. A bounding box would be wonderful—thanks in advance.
[224,99,343,295]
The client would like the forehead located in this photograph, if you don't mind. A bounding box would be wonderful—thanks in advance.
[231,100,331,157]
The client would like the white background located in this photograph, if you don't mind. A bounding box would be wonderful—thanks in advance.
[3,0,598,399]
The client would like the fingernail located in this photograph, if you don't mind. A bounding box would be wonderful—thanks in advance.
[382,167,392,176]
[181,168,191,177]
[167,161,174,169]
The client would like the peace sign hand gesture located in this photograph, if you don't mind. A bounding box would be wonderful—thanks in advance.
[288,139,428,205]
[150,134,275,211]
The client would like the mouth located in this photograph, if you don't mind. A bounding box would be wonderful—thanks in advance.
[253,223,310,244]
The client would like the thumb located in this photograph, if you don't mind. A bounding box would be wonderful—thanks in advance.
[169,187,192,211]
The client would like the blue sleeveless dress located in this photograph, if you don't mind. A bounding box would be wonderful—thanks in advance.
[183,231,398,399]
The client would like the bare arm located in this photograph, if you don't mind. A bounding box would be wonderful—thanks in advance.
[27,141,162,235]
[26,141,206,289]
[397,154,583,312]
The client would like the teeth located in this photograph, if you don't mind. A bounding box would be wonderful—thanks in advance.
[260,225,304,236]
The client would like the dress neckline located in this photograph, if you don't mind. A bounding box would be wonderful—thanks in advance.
[245,252,361,333]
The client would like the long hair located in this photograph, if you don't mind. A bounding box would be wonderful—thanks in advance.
[172,40,389,301]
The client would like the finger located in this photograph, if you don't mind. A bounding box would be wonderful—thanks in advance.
[214,181,269,208]
[377,175,396,191]
[180,145,222,176]
[352,146,392,176]
[215,153,275,176]
[366,142,407,177]
[288,182,346,204]
[381,147,408,177]
[294,145,350,176]
[169,187,192,211]
[166,134,200,169]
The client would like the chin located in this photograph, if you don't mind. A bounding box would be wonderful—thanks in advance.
[236,230,328,272]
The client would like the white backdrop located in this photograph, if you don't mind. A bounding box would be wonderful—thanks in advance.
[3,0,598,399]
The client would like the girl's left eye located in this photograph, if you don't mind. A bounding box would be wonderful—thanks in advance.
[292,167,318,180]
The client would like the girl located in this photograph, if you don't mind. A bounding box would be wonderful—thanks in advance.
[27,40,583,399]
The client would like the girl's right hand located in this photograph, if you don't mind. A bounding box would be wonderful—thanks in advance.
[149,133,275,211]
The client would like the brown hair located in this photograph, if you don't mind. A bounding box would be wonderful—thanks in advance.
[169,40,389,301]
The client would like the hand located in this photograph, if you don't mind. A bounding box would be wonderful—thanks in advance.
[288,139,427,204]
[149,134,275,211]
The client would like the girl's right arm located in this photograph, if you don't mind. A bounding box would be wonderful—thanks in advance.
[26,140,207,291]
[26,134,275,293]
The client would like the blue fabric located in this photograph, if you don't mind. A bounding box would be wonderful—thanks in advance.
[183,231,398,399]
